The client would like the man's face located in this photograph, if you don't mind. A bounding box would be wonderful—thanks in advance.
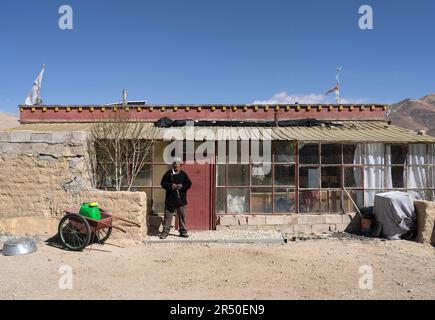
[173,164,181,172]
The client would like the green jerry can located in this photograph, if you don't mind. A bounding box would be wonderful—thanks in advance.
[79,202,102,220]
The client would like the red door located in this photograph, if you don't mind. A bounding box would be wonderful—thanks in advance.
[177,163,214,230]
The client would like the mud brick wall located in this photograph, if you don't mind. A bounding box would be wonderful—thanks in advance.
[0,130,147,241]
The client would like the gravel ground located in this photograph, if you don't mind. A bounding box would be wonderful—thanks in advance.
[143,230,286,243]
[0,236,434,300]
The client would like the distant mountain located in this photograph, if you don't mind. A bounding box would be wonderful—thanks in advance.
[390,94,435,137]
[0,111,19,129]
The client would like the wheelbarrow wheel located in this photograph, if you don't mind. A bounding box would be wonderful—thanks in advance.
[95,226,112,244]
[58,214,91,251]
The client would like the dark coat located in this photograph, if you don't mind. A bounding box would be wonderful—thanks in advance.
[161,169,192,212]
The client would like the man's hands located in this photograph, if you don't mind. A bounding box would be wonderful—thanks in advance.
[172,184,183,190]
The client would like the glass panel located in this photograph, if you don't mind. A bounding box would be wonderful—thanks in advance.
[153,165,171,186]
[133,164,152,187]
[217,164,226,186]
[227,188,249,214]
[251,188,273,214]
[299,167,320,189]
[152,188,166,214]
[299,144,319,164]
[251,164,272,186]
[343,190,363,213]
[343,144,358,164]
[299,191,321,213]
[275,164,295,186]
[319,191,329,213]
[273,141,295,163]
[228,141,249,164]
[328,190,341,213]
[216,188,226,214]
[344,167,363,188]
[228,164,250,186]
[274,188,296,213]
[154,141,169,163]
[321,167,341,188]
[364,190,384,208]
[321,144,342,164]
[364,167,385,189]
[390,144,407,165]
[391,166,405,188]
[154,141,183,164]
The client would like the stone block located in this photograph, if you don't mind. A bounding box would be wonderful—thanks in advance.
[293,224,312,234]
[311,224,330,234]
[414,200,435,245]
[266,215,285,225]
[31,132,52,142]
[325,215,343,224]
[10,131,31,142]
[297,215,326,225]
[247,216,266,226]
[218,215,240,226]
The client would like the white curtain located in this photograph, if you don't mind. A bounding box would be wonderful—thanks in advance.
[354,144,390,207]
[406,144,428,199]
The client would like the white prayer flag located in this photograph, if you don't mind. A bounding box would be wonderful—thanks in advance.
[25,65,45,105]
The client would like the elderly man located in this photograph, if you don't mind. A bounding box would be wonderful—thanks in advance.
[160,161,192,239]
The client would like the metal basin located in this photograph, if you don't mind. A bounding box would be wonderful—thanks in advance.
[2,237,38,256]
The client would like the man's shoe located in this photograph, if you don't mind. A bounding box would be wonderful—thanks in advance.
[159,233,168,240]
[179,233,189,238]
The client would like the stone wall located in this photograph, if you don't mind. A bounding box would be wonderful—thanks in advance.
[414,200,435,246]
[0,130,147,241]
[216,213,359,235]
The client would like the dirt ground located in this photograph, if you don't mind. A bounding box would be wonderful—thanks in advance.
[0,236,434,300]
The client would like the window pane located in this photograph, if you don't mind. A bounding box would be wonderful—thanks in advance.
[153,165,171,186]
[343,144,358,164]
[228,164,250,186]
[321,144,342,164]
[274,188,296,213]
[299,167,320,189]
[344,167,363,188]
[390,145,407,165]
[273,141,295,163]
[364,167,385,189]
[217,165,226,186]
[134,164,152,187]
[154,141,183,164]
[216,188,226,214]
[275,164,295,186]
[251,188,273,214]
[328,190,341,213]
[299,144,319,164]
[343,190,363,213]
[227,188,249,213]
[251,164,272,186]
[152,188,166,214]
[299,191,321,213]
[391,166,405,188]
[321,167,341,188]
[228,141,249,164]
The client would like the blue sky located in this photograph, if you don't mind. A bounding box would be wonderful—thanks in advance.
[0,0,434,114]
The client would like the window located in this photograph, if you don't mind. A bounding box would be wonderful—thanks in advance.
[217,141,296,214]
[322,144,342,164]
[321,167,341,188]
[275,164,295,186]
[299,144,319,164]
[299,167,320,189]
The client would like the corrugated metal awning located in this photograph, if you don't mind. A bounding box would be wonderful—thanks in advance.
[6,121,435,143]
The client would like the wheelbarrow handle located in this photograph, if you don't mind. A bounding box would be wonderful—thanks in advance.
[99,208,141,228]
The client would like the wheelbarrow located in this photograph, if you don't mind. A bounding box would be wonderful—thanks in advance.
[58,207,140,251]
